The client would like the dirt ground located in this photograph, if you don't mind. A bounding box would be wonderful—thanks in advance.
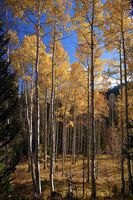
[12,154,131,199]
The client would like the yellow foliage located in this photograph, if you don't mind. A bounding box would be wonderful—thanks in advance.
[94,91,109,119]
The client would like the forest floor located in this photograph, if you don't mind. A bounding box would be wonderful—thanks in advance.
[12,154,132,200]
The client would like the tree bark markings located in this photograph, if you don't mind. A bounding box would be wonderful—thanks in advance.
[90,1,96,199]
[121,3,132,192]
[50,20,56,192]
[34,2,42,196]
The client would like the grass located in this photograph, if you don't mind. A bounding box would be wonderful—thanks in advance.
[11,154,132,199]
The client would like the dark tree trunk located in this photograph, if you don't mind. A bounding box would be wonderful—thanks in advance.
[121,29,132,194]
[90,2,96,199]
[119,44,125,193]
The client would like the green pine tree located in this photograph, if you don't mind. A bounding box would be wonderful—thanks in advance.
[0,18,21,199]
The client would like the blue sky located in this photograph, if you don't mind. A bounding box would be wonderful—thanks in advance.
[11,16,78,64]
[8,0,112,66]
[8,0,79,64]
[62,30,78,64]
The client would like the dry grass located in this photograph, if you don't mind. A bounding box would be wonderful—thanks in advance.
[12,154,131,199]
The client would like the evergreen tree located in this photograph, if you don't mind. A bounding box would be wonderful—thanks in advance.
[0,18,21,199]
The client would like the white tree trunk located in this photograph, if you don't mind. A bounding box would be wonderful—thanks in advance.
[50,21,56,192]
[44,89,48,169]
[34,4,42,197]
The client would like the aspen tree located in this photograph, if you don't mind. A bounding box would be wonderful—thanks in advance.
[74,1,104,198]
[11,34,49,198]
[104,0,132,193]
[45,0,71,191]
